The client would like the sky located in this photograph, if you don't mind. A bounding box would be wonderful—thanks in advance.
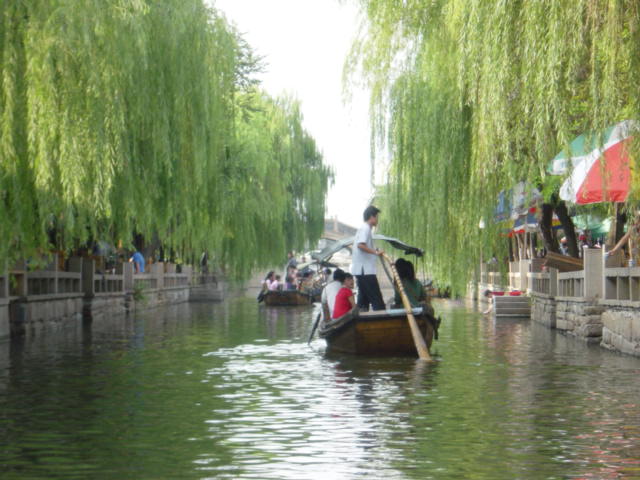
[212,0,373,228]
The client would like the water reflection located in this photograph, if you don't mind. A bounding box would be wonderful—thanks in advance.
[0,297,639,479]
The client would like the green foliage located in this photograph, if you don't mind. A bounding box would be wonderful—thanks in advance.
[0,0,332,279]
[347,0,640,292]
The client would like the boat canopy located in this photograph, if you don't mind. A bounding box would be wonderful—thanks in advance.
[312,234,424,263]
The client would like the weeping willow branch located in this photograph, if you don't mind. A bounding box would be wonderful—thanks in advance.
[347,0,640,293]
[0,0,332,279]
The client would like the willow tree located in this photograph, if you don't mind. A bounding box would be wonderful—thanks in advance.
[348,0,640,292]
[0,0,332,279]
[220,92,333,279]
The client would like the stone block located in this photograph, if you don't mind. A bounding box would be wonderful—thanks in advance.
[584,314,603,325]
[577,323,602,337]
[583,305,605,315]
[630,316,640,344]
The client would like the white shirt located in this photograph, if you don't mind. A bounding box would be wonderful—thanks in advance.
[351,222,377,275]
[321,280,342,317]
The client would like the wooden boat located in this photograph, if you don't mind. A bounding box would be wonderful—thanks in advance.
[263,290,315,306]
[319,306,436,356]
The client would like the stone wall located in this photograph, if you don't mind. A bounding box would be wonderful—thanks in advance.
[130,287,190,311]
[190,281,225,302]
[555,298,605,343]
[601,305,640,357]
[0,299,9,340]
[84,294,127,321]
[530,293,556,328]
[11,295,83,337]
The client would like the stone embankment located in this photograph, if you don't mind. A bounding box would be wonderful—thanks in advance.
[0,256,225,340]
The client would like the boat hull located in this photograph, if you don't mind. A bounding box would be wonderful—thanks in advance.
[263,290,314,306]
[319,309,434,356]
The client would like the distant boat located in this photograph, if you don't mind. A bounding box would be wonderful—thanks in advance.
[262,290,316,306]
[319,306,436,356]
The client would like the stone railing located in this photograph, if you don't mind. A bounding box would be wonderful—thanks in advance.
[9,261,82,299]
[0,272,7,299]
[508,259,533,291]
[93,273,124,295]
[603,266,640,302]
[133,273,158,291]
[192,273,218,285]
[528,269,557,296]
[164,273,190,289]
[557,270,585,298]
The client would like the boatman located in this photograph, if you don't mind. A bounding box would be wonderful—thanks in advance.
[351,205,386,311]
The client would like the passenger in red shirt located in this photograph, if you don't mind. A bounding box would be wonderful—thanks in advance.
[332,273,356,319]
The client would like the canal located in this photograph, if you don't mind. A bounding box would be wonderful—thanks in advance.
[1,296,640,479]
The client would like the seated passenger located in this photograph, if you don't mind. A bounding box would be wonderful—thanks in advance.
[268,274,282,291]
[298,271,314,294]
[262,271,275,291]
[321,268,345,320]
[284,266,297,290]
[393,258,427,308]
[332,273,356,319]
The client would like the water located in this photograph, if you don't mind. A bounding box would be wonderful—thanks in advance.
[1,297,640,479]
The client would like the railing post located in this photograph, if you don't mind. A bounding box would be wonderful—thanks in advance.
[584,248,603,299]
[51,253,59,295]
[81,258,95,297]
[519,259,529,292]
[151,262,164,290]
[1,266,7,298]
[549,268,558,297]
[123,262,133,291]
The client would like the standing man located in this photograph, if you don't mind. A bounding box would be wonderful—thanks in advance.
[351,205,386,311]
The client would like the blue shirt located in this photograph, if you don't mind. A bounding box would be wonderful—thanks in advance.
[131,252,145,273]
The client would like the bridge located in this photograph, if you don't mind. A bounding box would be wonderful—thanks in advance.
[321,217,357,244]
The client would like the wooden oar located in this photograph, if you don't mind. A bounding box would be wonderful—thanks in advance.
[307,312,322,345]
[381,253,432,361]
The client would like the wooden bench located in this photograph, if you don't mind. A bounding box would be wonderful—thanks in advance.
[543,251,583,272]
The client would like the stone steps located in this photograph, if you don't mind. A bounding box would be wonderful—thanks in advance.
[493,295,531,318]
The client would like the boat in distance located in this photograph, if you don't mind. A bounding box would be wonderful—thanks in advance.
[262,290,317,306]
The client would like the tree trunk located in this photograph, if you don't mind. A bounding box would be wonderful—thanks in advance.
[606,203,627,249]
[539,203,559,253]
[615,204,627,244]
[554,201,580,258]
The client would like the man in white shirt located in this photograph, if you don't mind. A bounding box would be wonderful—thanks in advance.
[321,269,346,320]
[351,206,385,311]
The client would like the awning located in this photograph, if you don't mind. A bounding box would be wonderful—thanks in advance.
[312,234,424,263]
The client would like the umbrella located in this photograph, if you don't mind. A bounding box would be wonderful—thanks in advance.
[551,120,638,204]
[572,215,611,238]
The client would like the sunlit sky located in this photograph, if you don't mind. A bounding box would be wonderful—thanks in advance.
[212,0,373,228]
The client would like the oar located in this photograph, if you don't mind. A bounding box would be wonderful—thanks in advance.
[381,253,432,361]
[307,312,321,345]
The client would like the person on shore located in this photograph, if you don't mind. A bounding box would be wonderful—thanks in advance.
[607,211,640,266]
[332,273,356,319]
[559,238,569,256]
[351,205,385,311]
[393,258,427,307]
[130,250,145,273]
[321,268,345,320]
[482,289,494,315]
[200,251,209,273]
